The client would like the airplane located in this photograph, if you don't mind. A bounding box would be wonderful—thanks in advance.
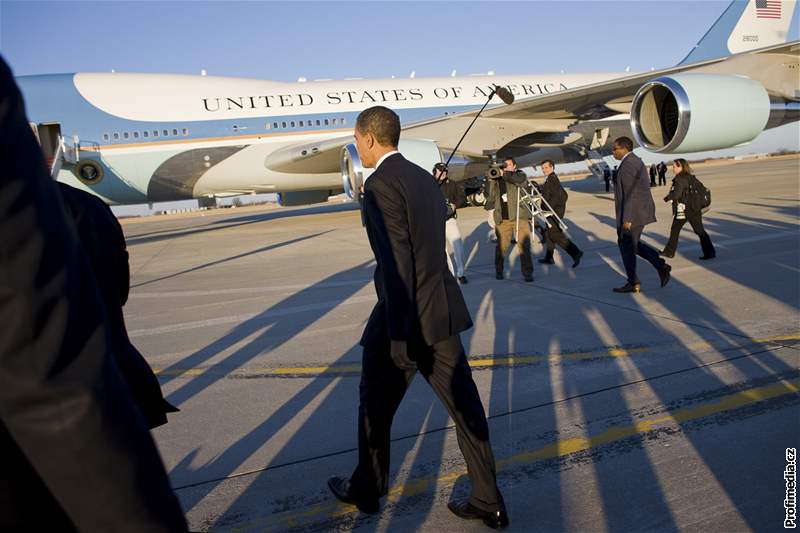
[17,0,800,207]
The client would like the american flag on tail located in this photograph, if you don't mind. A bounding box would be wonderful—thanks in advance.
[755,0,782,19]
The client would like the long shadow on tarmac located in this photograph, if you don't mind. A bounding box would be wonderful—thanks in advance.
[174,185,797,531]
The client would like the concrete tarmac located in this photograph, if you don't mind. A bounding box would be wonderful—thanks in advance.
[122,156,800,532]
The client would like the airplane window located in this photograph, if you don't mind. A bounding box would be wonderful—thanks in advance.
[282,121,287,128]
[265,123,271,130]
[342,118,347,125]
[113,133,119,140]
[163,129,169,136]
[316,119,320,126]
[299,120,304,127]
[273,122,278,129]
[143,131,149,138]
[290,121,295,127]
[123,132,129,139]
[324,119,329,126]
[153,130,159,137]
[103,133,109,141]
[133,131,139,139]
[182,128,188,136]
[172,129,179,136]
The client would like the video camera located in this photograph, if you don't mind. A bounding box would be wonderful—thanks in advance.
[485,161,505,180]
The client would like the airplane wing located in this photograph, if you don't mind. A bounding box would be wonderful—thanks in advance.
[402,40,800,157]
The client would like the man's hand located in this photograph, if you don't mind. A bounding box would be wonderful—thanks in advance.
[623,221,633,231]
[390,340,416,371]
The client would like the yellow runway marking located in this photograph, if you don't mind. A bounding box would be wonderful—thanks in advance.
[155,333,799,379]
[234,378,800,531]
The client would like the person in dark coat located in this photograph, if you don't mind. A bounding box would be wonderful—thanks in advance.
[327,106,508,529]
[603,166,611,192]
[657,161,668,186]
[610,137,671,293]
[57,182,179,428]
[0,56,187,532]
[649,163,657,186]
[661,158,716,260]
[433,163,468,284]
[536,160,583,267]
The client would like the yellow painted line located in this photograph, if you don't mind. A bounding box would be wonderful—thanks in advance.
[155,333,800,380]
[236,378,800,532]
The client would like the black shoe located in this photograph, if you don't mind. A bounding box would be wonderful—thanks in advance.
[458,276,468,284]
[613,282,641,293]
[658,264,671,288]
[495,273,503,280]
[523,275,534,282]
[448,500,509,530]
[327,476,379,514]
[660,249,675,258]
[538,257,555,265]
[699,254,715,260]
[571,250,583,268]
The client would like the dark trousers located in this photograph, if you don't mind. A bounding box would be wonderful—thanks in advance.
[543,225,581,261]
[604,179,610,192]
[663,214,715,257]
[495,219,533,278]
[351,335,502,512]
[658,173,667,186]
[617,225,665,285]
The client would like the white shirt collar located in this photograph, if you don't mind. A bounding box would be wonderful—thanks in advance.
[375,150,399,171]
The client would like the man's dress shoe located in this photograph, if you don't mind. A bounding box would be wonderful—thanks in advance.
[327,476,379,514]
[658,264,672,287]
[447,499,509,529]
[613,282,641,293]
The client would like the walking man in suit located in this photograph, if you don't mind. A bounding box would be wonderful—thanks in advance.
[327,106,508,529]
[610,137,671,293]
[536,160,583,268]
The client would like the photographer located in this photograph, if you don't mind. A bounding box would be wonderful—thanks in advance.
[433,163,468,284]
[661,158,715,260]
[486,157,533,282]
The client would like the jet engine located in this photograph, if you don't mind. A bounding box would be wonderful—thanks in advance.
[341,138,442,200]
[630,73,798,153]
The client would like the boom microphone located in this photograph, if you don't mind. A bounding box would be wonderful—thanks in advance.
[443,84,515,168]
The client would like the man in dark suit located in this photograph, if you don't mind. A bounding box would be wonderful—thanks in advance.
[58,182,179,429]
[0,56,187,531]
[536,160,583,268]
[610,137,671,293]
[327,106,508,529]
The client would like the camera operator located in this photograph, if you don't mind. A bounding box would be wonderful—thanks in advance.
[536,160,583,268]
[433,163,468,284]
[486,157,534,282]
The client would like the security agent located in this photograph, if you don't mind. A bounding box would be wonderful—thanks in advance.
[486,156,534,281]
[0,56,186,532]
[610,136,671,293]
[433,163,468,284]
[536,160,583,268]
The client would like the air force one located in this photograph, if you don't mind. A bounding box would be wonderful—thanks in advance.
[17,0,800,207]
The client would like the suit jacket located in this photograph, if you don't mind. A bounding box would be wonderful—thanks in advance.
[360,153,472,348]
[614,152,656,228]
[58,183,178,429]
[0,57,186,532]
[540,172,567,219]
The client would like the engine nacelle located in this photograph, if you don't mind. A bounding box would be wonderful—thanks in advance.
[630,73,772,153]
[341,138,442,200]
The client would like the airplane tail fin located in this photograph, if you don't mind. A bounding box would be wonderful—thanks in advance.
[679,0,797,65]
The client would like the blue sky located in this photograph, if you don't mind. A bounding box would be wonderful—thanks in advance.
[1,1,797,212]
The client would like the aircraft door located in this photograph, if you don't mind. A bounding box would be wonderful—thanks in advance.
[36,122,63,173]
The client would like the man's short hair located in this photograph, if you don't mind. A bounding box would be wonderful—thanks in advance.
[541,159,555,169]
[356,106,400,147]
[613,136,634,151]
[503,156,517,165]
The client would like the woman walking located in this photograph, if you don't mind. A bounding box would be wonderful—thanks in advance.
[661,158,716,260]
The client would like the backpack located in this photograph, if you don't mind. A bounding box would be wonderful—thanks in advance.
[685,175,711,212]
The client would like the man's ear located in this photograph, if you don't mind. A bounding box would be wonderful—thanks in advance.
[365,133,375,149]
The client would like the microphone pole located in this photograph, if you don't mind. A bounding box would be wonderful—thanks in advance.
[443,84,514,168]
